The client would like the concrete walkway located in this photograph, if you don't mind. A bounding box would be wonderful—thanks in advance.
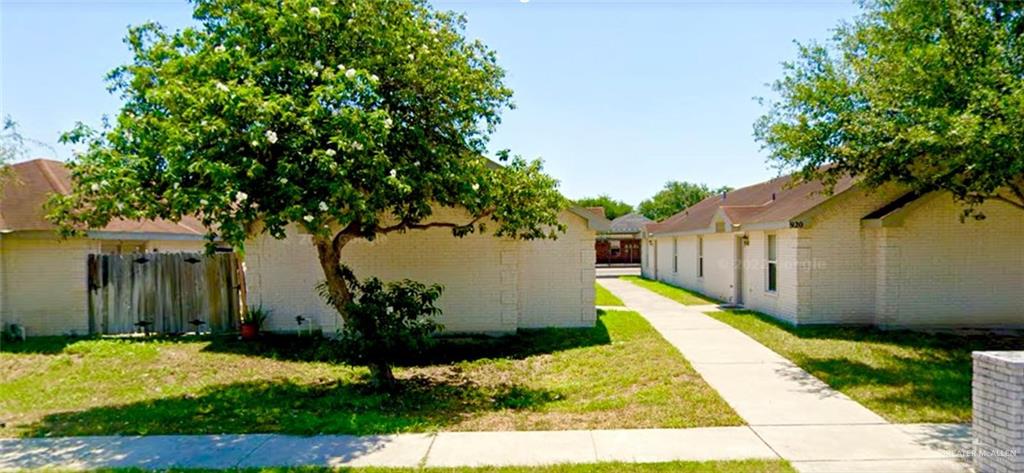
[0,427,780,470]
[597,278,972,473]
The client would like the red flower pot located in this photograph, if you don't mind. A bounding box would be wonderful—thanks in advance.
[240,322,259,340]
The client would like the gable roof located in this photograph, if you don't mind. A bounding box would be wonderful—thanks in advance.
[608,212,652,234]
[646,172,857,235]
[569,206,612,232]
[0,159,206,237]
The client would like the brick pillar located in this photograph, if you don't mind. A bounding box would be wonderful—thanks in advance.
[973,351,1024,473]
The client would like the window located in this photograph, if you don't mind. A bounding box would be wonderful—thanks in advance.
[697,237,704,278]
[672,238,678,273]
[767,234,778,292]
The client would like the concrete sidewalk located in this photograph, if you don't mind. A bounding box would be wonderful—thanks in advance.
[597,278,972,473]
[0,427,779,470]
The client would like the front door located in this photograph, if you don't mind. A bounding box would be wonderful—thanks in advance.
[734,235,744,305]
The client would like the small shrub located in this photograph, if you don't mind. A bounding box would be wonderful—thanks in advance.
[326,276,444,387]
[242,305,270,330]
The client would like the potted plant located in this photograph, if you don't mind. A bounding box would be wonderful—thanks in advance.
[240,305,269,340]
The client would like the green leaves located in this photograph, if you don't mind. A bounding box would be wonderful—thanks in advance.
[49,0,564,249]
[638,181,729,221]
[574,195,633,220]
[756,0,1024,212]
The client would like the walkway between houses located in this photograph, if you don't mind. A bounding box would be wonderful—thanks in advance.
[598,278,972,473]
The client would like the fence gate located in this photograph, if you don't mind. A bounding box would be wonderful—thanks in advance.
[87,252,240,335]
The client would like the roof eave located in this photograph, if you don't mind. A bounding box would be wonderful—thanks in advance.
[0,229,208,241]
[568,206,612,232]
[740,220,795,231]
[86,231,208,241]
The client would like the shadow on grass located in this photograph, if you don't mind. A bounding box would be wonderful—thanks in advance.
[21,368,561,437]
[199,313,612,367]
[0,336,96,355]
[4,314,613,367]
[16,316,614,437]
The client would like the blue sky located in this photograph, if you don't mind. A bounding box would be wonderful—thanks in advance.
[1,0,860,205]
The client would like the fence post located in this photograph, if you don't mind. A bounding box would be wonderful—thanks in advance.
[973,351,1024,473]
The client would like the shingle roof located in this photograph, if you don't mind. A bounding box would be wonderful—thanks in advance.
[646,172,857,235]
[0,159,205,236]
[608,212,652,234]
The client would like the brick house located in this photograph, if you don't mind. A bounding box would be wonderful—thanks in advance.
[642,172,1024,328]
[245,205,608,334]
[594,213,651,265]
[0,159,208,336]
[2,159,608,336]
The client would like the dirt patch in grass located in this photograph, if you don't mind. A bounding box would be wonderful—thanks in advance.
[1,310,740,437]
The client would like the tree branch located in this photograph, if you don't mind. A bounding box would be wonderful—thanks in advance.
[377,209,494,234]
[968,191,1024,211]
[993,193,1024,211]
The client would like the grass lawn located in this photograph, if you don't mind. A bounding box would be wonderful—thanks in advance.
[594,282,624,306]
[101,460,795,472]
[0,310,740,437]
[705,309,1024,423]
[621,277,720,306]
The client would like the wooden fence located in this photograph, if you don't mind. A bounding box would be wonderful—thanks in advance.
[87,252,240,335]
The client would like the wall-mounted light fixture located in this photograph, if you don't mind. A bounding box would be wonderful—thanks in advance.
[741,235,750,246]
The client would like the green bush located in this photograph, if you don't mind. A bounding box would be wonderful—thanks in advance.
[326,276,444,386]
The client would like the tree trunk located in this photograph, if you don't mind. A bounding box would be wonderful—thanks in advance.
[369,362,397,389]
[315,232,400,388]
[314,233,353,325]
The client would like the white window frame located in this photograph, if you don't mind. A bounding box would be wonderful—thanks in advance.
[766,233,778,293]
[697,236,704,278]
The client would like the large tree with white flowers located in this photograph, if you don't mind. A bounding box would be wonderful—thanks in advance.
[49,0,566,386]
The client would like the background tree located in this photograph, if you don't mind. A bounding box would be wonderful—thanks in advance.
[573,194,633,220]
[0,116,26,189]
[756,0,1024,215]
[49,0,565,386]
[638,181,727,221]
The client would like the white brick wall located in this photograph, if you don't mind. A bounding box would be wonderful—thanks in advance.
[640,188,1022,328]
[517,214,595,328]
[0,234,206,336]
[740,230,800,324]
[642,230,800,322]
[881,195,1024,328]
[798,186,904,325]
[245,208,596,334]
[973,351,1024,473]
[0,236,93,336]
